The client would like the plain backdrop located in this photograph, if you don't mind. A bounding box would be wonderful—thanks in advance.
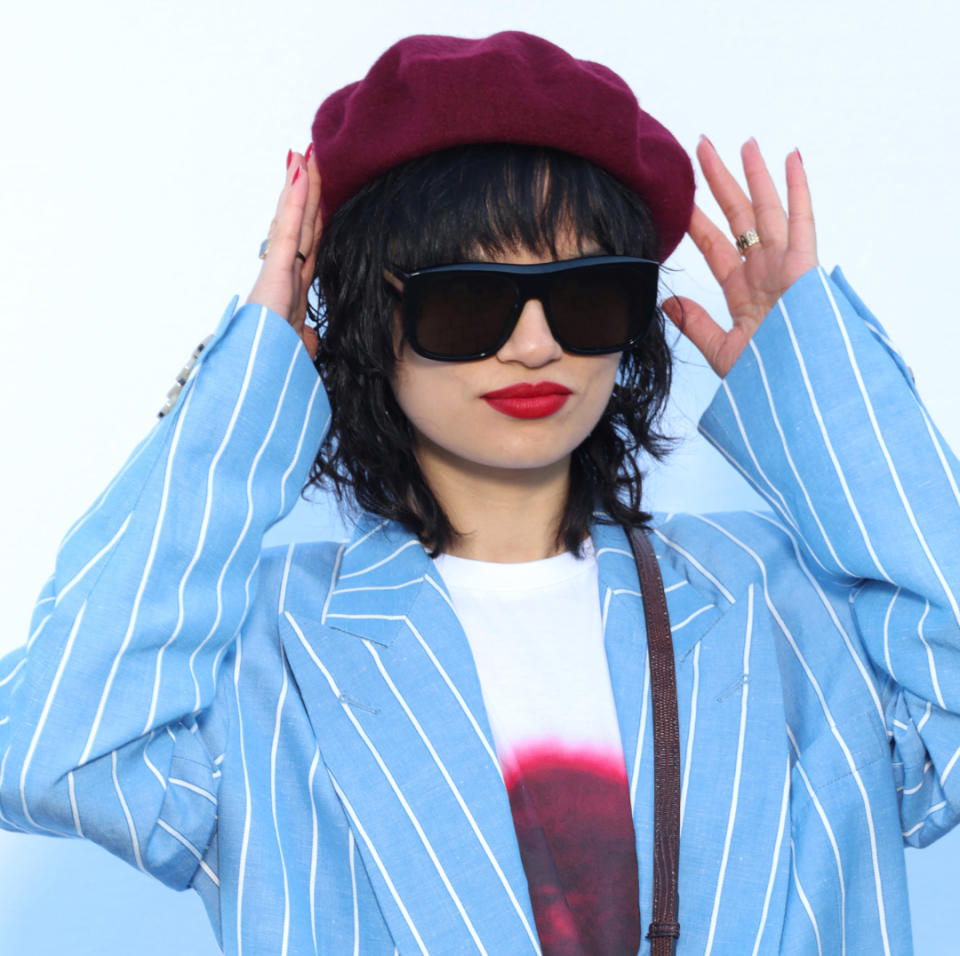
[1,0,958,952]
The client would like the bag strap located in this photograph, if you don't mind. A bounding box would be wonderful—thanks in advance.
[627,528,681,955]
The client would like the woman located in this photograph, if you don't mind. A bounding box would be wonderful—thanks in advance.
[1,30,958,955]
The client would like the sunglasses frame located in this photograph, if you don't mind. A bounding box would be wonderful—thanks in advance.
[386,255,661,362]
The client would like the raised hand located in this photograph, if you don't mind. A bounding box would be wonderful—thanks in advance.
[246,147,323,359]
[662,137,818,377]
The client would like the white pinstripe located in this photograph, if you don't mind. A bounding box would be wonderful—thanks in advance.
[277,377,325,518]
[720,378,797,529]
[697,513,892,956]
[344,519,389,556]
[78,381,200,766]
[748,337,850,575]
[779,292,892,583]
[939,745,960,788]
[338,540,422,580]
[156,818,220,886]
[19,602,89,831]
[883,588,901,683]
[750,755,791,956]
[233,632,253,956]
[629,636,651,809]
[269,647,292,956]
[179,320,295,717]
[361,639,540,952]
[791,837,824,956]
[67,770,83,837]
[320,544,347,625]
[903,800,948,839]
[750,511,887,734]
[328,772,429,956]
[307,748,321,956]
[679,641,700,834]
[653,530,736,604]
[671,603,715,633]
[820,269,960,629]
[112,749,146,874]
[916,600,946,710]
[704,585,754,956]
[170,777,217,805]
[349,828,360,956]
[788,725,847,956]
[0,658,25,688]
[284,611,493,955]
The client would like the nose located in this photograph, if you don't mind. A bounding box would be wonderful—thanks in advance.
[495,298,562,367]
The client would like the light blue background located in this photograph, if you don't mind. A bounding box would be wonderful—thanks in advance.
[2,0,959,952]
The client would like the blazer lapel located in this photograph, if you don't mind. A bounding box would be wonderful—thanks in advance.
[595,520,792,947]
[278,515,540,955]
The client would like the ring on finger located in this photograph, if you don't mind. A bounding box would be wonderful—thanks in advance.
[295,251,307,263]
[736,229,761,255]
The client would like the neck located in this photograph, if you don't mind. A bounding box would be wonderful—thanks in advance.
[417,444,573,563]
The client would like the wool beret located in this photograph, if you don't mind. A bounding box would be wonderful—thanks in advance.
[311,31,694,261]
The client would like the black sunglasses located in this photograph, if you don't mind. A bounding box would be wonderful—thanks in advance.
[385,255,661,361]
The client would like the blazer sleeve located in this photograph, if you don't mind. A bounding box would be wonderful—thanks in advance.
[698,265,960,846]
[0,298,328,888]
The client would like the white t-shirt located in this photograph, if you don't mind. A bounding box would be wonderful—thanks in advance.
[433,540,642,954]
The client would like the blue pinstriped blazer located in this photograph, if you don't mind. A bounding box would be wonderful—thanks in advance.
[2,266,959,955]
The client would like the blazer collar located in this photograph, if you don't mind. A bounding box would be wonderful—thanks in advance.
[278,513,737,953]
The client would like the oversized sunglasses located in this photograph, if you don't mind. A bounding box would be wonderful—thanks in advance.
[385,255,661,361]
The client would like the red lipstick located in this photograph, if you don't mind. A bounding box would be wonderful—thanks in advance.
[482,381,572,419]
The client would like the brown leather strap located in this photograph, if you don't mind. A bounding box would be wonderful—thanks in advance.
[628,529,681,956]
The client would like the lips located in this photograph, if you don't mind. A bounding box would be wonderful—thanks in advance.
[482,381,572,419]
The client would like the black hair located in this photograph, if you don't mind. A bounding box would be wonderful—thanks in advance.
[305,143,673,556]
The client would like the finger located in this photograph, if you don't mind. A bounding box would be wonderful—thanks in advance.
[246,152,309,319]
[266,153,309,266]
[741,138,787,245]
[785,149,817,261]
[298,145,322,267]
[687,205,743,287]
[661,295,729,373]
[696,136,755,240]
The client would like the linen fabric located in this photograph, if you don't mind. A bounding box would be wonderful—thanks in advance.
[310,31,695,262]
[2,267,959,954]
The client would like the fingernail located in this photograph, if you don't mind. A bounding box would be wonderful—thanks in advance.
[292,166,302,185]
[699,134,715,150]
[304,143,313,163]
[286,149,293,169]
[795,147,803,165]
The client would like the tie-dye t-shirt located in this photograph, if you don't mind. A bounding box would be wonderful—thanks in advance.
[433,541,642,955]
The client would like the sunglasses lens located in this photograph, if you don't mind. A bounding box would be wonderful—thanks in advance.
[412,273,518,358]
[403,259,659,360]
[548,263,656,352]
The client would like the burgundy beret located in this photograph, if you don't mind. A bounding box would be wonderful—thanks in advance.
[311,31,694,262]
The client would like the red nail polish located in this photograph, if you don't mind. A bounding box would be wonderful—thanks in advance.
[286,149,293,169]
[304,143,313,163]
[292,166,302,185]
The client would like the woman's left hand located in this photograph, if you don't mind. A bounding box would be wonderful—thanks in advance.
[661,137,818,377]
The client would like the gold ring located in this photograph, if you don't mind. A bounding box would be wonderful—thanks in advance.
[736,229,761,254]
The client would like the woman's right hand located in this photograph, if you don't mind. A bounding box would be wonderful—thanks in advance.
[246,147,323,359]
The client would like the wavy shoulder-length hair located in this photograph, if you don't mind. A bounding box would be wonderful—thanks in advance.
[305,143,673,555]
